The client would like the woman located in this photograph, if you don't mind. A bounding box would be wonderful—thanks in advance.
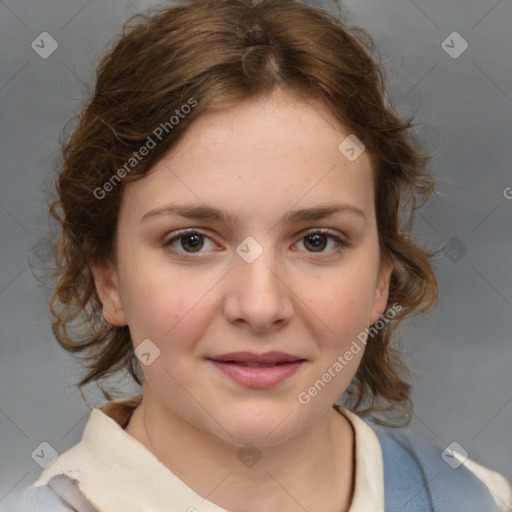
[14,0,511,510]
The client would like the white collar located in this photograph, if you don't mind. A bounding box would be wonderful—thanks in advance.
[35,399,384,511]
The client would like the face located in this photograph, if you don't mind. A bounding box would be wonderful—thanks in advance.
[92,90,392,448]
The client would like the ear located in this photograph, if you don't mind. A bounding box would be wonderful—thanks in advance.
[369,255,394,325]
[89,260,127,326]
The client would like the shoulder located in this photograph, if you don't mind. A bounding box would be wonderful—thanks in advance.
[8,484,74,512]
[368,420,511,512]
[9,474,100,512]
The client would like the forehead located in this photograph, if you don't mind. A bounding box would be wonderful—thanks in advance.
[120,92,375,226]
[171,90,369,165]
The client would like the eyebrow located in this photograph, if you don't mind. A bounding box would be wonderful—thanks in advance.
[141,201,366,225]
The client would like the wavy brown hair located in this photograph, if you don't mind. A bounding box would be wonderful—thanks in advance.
[48,0,438,426]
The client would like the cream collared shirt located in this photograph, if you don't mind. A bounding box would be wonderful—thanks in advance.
[34,398,510,512]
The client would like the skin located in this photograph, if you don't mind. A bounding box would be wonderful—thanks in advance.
[92,89,393,512]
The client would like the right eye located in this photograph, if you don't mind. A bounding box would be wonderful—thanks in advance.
[162,229,218,254]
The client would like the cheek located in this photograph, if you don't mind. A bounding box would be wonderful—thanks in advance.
[298,278,375,401]
[120,263,218,351]
[301,265,378,341]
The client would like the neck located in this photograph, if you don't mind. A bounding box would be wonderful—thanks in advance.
[124,390,355,512]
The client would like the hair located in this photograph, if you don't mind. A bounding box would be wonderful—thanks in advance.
[48,0,438,426]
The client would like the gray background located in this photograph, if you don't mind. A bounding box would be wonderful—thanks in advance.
[1,0,511,508]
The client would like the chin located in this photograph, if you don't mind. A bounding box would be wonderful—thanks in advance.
[211,405,304,448]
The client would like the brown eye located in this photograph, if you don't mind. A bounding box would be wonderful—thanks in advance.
[304,233,328,252]
[163,230,215,254]
[295,229,345,254]
[179,234,204,252]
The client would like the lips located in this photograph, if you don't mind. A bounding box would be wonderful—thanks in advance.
[206,351,306,388]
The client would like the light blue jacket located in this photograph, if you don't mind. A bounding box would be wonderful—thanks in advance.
[371,421,500,511]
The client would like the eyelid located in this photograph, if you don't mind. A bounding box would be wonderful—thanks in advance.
[164,227,212,239]
[297,227,344,238]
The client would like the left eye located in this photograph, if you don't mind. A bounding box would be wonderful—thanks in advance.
[294,229,345,254]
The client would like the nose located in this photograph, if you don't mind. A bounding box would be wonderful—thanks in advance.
[222,241,294,333]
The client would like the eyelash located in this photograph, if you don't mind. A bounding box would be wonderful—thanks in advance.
[162,228,347,257]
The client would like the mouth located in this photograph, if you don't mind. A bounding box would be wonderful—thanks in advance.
[216,361,295,367]
[207,351,305,365]
[206,352,306,388]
